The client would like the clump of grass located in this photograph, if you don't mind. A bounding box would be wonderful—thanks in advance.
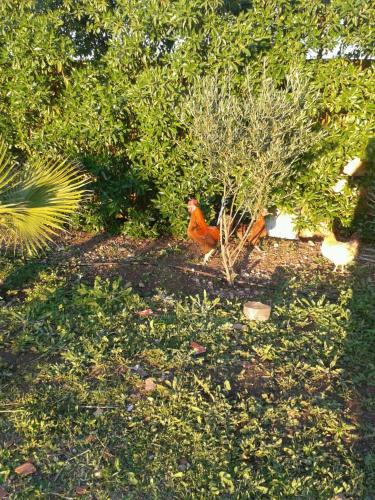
[0,268,374,497]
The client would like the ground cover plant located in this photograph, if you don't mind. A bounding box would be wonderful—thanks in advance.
[0,241,374,498]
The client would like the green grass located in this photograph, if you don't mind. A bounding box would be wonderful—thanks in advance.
[0,259,374,498]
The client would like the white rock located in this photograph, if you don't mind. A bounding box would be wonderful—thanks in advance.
[332,178,348,193]
[343,157,362,176]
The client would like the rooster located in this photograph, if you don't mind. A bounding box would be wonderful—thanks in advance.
[236,209,268,247]
[236,212,268,247]
[320,231,359,272]
[187,199,220,264]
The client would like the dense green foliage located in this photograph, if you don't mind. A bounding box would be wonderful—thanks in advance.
[0,261,374,497]
[0,0,374,235]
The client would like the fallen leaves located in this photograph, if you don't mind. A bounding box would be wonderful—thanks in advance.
[0,487,9,498]
[15,462,36,476]
[75,486,88,495]
[84,434,96,444]
[144,378,156,392]
[190,342,206,355]
[136,308,153,317]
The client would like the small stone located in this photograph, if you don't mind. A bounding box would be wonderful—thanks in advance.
[126,404,134,412]
[308,240,315,247]
[273,242,279,248]
[232,323,247,331]
[131,364,147,378]
[343,156,362,176]
[332,178,347,193]
[177,458,191,471]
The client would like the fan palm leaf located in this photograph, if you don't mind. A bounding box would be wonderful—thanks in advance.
[0,137,89,254]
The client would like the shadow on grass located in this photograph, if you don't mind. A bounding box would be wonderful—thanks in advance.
[344,136,375,495]
[268,262,375,496]
[345,270,375,495]
[265,134,375,496]
[0,233,111,298]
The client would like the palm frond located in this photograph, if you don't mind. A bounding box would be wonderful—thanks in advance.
[0,137,89,254]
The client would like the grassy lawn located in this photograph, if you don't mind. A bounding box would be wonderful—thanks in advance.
[0,254,374,498]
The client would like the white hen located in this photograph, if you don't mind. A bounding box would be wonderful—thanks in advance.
[321,232,359,272]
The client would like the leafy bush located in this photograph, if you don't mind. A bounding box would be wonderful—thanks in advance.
[121,207,159,239]
[0,1,373,236]
[70,154,157,233]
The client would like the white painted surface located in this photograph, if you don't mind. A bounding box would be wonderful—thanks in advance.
[265,212,298,240]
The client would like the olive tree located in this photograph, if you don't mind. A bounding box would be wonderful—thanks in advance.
[185,70,321,283]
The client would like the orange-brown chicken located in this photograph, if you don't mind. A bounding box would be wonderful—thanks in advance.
[236,214,267,247]
[187,199,220,264]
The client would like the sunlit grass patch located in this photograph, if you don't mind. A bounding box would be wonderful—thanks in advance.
[0,271,374,497]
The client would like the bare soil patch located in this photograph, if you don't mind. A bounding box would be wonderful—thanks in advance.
[3,231,375,303]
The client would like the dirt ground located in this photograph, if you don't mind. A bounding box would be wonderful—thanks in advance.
[43,231,375,302]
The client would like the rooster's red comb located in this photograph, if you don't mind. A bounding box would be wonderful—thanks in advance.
[187,198,199,206]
